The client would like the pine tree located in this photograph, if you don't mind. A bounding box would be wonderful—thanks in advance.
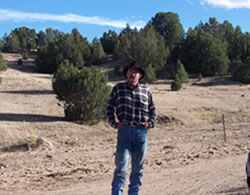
[91,37,106,65]
[0,52,7,71]
[8,33,20,53]
[198,73,203,81]
[116,25,168,83]
[232,57,250,84]
[171,74,182,91]
[176,59,189,83]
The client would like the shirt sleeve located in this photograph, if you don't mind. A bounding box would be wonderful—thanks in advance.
[147,91,156,128]
[106,85,117,128]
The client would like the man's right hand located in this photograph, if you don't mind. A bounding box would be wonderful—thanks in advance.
[116,122,123,130]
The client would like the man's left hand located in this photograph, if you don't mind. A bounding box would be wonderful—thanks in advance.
[141,122,149,129]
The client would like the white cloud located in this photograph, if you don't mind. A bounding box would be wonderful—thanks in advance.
[186,0,194,5]
[201,0,250,9]
[0,9,146,29]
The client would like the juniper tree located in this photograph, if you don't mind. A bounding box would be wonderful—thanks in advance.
[52,60,111,124]
[176,59,189,83]
[171,74,182,91]
[90,37,106,65]
[0,52,7,71]
[232,57,250,84]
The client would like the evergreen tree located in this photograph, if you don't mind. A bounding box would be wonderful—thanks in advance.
[0,52,7,71]
[176,59,189,83]
[180,28,229,76]
[116,25,168,83]
[52,60,111,123]
[0,40,3,51]
[35,28,91,73]
[100,30,119,54]
[198,73,203,81]
[232,57,250,84]
[151,12,184,52]
[90,37,106,65]
[227,26,246,63]
[8,33,20,53]
[171,74,182,91]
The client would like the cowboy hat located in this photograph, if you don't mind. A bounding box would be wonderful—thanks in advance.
[123,61,145,80]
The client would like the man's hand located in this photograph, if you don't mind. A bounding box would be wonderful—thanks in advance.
[141,122,149,129]
[116,122,123,130]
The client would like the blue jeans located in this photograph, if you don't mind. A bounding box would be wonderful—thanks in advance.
[111,125,148,195]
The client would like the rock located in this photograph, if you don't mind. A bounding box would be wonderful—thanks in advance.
[0,163,7,169]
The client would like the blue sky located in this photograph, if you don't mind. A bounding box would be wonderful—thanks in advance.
[0,0,250,42]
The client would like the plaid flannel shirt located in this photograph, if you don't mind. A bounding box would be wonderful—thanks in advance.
[106,82,156,128]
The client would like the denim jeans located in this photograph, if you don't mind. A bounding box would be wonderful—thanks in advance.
[111,125,148,195]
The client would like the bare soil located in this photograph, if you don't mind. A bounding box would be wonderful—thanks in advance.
[0,53,249,195]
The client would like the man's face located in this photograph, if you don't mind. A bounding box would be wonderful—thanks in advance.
[126,68,142,87]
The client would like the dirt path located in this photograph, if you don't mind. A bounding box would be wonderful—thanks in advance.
[0,53,249,195]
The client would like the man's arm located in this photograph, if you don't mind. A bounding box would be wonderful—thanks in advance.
[147,92,156,128]
[106,86,118,128]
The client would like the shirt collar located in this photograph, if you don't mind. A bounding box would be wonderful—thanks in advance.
[126,81,141,90]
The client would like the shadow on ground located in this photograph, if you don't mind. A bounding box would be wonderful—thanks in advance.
[0,113,64,122]
[0,90,54,95]
[217,186,247,195]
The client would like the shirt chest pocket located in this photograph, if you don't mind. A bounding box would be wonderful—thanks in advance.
[139,96,149,111]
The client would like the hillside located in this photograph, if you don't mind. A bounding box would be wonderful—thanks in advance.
[0,53,249,195]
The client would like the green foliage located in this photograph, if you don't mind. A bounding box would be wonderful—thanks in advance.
[12,27,37,50]
[52,60,111,124]
[198,73,203,81]
[232,57,250,84]
[1,27,36,52]
[90,37,106,65]
[26,136,39,149]
[0,40,3,51]
[180,29,229,76]
[151,12,184,52]
[116,25,168,83]
[7,33,20,53]
[23,50,29,60]
[36,28,91,73]
[0,52,7,71]
[144,64,157,83]
[171,74,182,91]
[17,59,23,65]
[100,30,119,54]
[227,26,246,62]
[0,76,2,85]
[176,59,189,83]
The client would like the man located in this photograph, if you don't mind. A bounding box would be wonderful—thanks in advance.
[106,61,156,195]
[246,152,250,195]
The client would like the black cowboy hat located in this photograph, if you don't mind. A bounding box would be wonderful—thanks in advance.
[123,61,145,80]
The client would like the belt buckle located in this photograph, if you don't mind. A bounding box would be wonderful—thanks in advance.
[130,122,138,127]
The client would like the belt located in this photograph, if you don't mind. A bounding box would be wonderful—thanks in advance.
[123,121,143,127]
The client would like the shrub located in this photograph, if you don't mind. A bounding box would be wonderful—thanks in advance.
[232,60,250,84]
[176,59,189,83]
[144,64,157,83]
[17,59,23,65]
[52,60,111,124]
[23,51,29,60]
[0,52,7,71]
[198,73,203,81]
[171,74,182,91]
